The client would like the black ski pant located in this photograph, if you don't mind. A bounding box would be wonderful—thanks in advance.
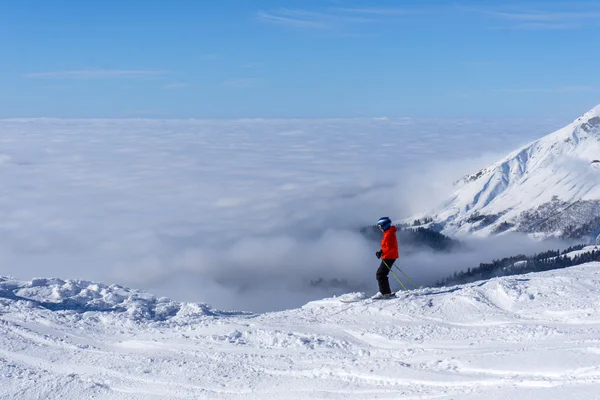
[376,259,396,295]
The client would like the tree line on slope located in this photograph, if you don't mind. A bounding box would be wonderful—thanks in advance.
[435,244,599,287]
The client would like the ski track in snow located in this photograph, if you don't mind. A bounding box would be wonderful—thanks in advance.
[3,264,600,399]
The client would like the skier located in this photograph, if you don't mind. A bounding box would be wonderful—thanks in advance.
[374,217,399,299]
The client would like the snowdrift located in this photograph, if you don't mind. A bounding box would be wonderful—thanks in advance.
[0,276,250,324]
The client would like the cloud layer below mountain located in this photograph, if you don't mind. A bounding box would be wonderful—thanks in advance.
[0,117,568,311]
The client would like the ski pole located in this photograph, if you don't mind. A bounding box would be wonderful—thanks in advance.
[383,260,408,291]
[393,265,419,288]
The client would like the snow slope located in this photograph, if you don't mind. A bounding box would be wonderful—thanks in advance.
[561,245,600,259]
[426,104,600,238]
[3,266,600,399]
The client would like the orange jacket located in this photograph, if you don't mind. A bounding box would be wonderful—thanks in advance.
[381,226,399,259]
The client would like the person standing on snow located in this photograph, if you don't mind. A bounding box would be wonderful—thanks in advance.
[375,217,399,298]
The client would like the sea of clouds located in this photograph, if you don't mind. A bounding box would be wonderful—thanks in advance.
[0,117,568,312]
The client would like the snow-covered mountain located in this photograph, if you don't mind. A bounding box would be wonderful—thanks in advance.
[3,262,600,399]
[422,104,600,239]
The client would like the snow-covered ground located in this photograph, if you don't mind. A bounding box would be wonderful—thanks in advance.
[2,264,600,399]
[0,117,562,312]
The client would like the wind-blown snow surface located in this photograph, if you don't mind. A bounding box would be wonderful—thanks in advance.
[0,118,561,312]
[2,266,600,399]
[429,104,600,237]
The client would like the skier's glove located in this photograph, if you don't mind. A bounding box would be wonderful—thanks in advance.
[376,250,382,259]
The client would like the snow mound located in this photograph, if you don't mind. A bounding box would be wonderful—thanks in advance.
[0,276,250,323]
[335,291,368,302]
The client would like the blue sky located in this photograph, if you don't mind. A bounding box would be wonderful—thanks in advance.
[2,0,600,118]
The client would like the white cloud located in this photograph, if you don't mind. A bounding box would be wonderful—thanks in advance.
[257,10,331,29]
[465,4,600,30]
[164,83,192,89]
[256,6,414,31]
[25,69,167,79]
[490,22,581,30]
[484,10,600,22]
[330,7,417,15]
[224,78,260,88]
[0,117,566,312]
[497,86,598,93]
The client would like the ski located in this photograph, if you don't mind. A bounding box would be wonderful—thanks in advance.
[372,292,397,300]
[373,295,397,301]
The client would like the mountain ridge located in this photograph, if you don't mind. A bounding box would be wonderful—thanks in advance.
[418,104,600,240]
